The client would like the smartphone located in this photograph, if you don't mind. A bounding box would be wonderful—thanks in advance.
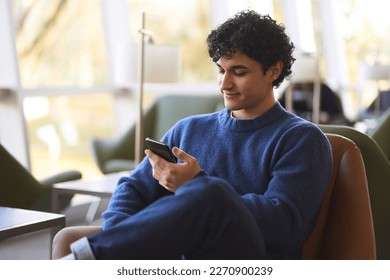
[145,137,176,163]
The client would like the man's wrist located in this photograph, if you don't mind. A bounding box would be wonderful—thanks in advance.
[195,169,207,178]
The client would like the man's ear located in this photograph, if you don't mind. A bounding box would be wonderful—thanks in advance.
[269,60,283,81]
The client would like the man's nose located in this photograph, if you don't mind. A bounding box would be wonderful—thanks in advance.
[219,73,233,91]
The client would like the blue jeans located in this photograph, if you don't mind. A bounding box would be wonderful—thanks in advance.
[87,176,266,259]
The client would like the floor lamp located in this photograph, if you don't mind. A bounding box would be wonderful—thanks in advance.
[134,13,180,165]
[286,53,321,124]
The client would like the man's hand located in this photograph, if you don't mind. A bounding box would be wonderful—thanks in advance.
[145,147,202,192]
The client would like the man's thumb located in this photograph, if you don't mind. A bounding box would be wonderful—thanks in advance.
[172,147,189,162]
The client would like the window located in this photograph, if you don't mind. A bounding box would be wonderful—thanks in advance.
[13,0,112,179]
[14,0,107,87]
[126,0,214,82]
[25,94,114,179]
[337,0,390,109]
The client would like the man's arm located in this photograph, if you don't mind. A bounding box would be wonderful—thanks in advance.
[101,158,171,229]
[241,127,332,256]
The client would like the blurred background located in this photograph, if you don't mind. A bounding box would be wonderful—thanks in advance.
[1,0,390,180]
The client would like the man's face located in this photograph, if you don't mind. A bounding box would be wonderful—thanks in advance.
[216,51,279,119]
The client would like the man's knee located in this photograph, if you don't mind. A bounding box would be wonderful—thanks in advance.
[178,176,238,206]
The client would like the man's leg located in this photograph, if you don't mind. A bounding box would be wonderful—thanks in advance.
[52,226,102,259]
[83,176,265,259]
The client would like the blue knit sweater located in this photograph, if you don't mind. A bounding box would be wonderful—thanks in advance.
[102,102,332,259]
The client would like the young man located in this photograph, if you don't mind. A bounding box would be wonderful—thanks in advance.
[59,10,332,260]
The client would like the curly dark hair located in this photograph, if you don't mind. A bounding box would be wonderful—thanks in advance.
[207,10,295,88]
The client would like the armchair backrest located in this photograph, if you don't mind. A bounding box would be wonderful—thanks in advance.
[302,134,376,259]
[0,143,46,210]
[318,125,390,259]
[369,109,390,161]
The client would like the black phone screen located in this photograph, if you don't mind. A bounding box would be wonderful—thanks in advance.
[145,138,176,163]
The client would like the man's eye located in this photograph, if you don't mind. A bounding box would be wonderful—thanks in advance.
[235,72,247,76]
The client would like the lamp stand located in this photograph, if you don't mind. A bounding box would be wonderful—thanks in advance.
[135,12,146,165]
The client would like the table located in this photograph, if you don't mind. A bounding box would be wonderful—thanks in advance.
[51,171,127,219]
[0,207,65,259]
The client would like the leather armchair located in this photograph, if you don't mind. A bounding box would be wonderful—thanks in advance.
[319,124,390,259]
[302,133,376,259]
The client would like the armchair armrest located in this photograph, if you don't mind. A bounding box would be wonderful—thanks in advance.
[39,170,82,187]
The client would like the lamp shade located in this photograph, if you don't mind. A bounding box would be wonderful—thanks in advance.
[138,44,180,83]
[290,54,319,83]
[113,42,180,87]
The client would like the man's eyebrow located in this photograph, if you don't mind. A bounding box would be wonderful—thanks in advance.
[215,63,250,70]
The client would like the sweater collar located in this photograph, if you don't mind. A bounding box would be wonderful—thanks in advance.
[218,102,286,132]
